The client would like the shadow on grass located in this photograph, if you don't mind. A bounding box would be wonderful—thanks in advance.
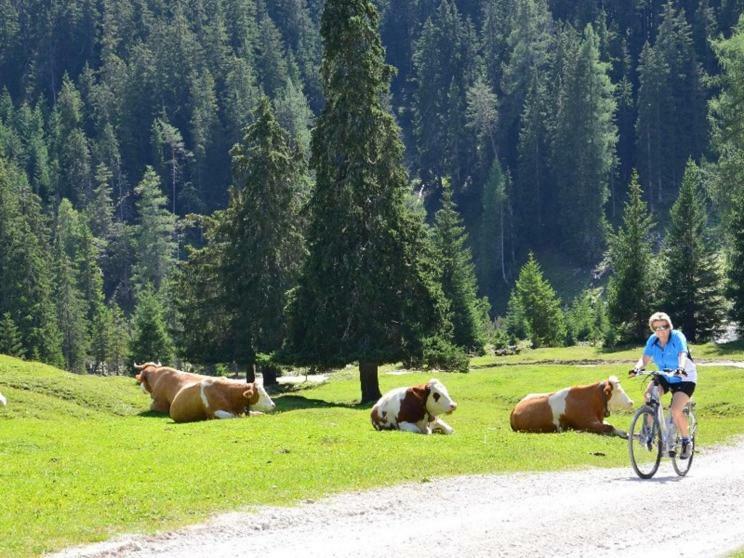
[137,409,169,418]
[702,339,744,356]
[274,394,370,412]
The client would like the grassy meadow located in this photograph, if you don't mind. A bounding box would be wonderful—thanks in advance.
[2,345,744,557]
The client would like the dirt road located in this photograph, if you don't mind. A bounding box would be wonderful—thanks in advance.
[52,437,744,558]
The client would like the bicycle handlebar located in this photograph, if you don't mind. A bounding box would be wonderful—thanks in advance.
[627,368,687,378]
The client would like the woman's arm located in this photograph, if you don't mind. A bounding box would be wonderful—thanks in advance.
[635,355,651,370]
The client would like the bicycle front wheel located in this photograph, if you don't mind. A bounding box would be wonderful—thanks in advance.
[672,410,697,477]
[629,407,662,479]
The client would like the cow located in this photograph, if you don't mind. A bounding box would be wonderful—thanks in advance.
[0,392,6,406]
[509,375,634,437]
[134,362,210,413]
[370,378,457,435]
[169,378,276,423]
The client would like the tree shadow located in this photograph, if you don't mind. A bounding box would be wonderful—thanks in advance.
[273,394,370,412]
[701,339,744,356]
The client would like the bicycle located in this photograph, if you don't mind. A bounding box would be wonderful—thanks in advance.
[627,369,697,479]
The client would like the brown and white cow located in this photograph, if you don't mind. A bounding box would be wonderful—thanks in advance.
[169,378,276,423]
[370,379,457,435]
[134,362,210,413]
[509,376,633,437]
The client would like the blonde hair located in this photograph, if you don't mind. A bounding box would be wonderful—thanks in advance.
[648,311,673,332]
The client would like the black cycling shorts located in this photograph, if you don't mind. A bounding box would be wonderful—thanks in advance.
[656,376,696,397]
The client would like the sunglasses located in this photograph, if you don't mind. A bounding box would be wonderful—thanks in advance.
[653,325,670,331]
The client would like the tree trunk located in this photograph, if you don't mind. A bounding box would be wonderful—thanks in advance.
[260,363,279,387]
[359,361,381,403]
[245,362,256,383]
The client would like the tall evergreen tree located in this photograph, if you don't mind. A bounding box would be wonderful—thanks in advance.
[727,183,744,336]
[478,159,510,305]
[129,286,175,366]
[131,167,177,293]
[607,171,656,343]
[551,24,617,261]
[0,312,25,358]
[659,160,726,342]
[506,253,565,348]
[287,0,449,402]
[0,158,63,365]
[433,181,484,352]
[221,96,307,377]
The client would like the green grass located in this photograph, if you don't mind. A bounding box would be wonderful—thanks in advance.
[2,353,744,557]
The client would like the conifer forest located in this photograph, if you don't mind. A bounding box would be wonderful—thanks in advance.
[1,0,744,400]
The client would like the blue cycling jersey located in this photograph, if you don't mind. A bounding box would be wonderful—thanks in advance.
[643,329,697,383]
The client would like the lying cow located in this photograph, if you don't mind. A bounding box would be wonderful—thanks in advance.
[371,378,457,435]
[510,376,633,437]
[169,378,276,423]
[134,362,209,413]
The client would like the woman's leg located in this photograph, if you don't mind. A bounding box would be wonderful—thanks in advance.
[671,391,690,437]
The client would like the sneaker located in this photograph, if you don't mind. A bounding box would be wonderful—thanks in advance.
[680,439,692,460]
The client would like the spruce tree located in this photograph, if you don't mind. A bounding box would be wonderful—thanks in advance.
[132,167,177,293]
[287,0,449,402]
[551,24,617,261]
[607,171,656,343]
[433,181,484,353]
[221,96,307,377]
[0,312,25,358]
[660,160,726,342]
[507,253,565,348]
[478,160,510,306]
[0,158,63,366]
[728,184,744,336]
[129,286,175,366]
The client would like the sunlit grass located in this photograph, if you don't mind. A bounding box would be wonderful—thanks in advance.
[1,354,743,557]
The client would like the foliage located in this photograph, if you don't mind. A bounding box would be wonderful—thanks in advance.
[287,0,449,401]
[506,253,566,348]
[128,286,175,366]
[433,180,484,352]
[659,160,726,342]
[606,171,656,344]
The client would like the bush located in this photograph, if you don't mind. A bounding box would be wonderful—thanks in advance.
[420,336,470,372]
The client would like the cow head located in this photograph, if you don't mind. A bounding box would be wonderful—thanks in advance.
[133,362,161,394]
[245,382,277,413]
[605,376,634,412]
[425,379,457,417]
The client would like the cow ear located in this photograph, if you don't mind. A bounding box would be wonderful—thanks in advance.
[243,386,255,399]
[135,372,143,383]
[604,381,613,397]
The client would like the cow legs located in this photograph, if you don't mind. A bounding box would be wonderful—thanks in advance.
[429,417,454,435]
[213,410,236,419]
[399,421,430,434]
[150,399,170,413]
[584,420,626,438]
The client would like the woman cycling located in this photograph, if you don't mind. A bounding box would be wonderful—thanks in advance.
[629,311,697,459]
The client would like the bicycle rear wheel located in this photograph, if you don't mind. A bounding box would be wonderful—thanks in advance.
[672,409,696,477]
[629,407,662,479]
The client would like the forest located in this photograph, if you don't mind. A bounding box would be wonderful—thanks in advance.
[1,0,744,400]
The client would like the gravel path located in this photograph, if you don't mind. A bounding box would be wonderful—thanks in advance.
[51,437,744,558]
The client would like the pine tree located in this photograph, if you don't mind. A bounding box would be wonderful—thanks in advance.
[129,286,175,366]
[659,160,726,342]
[551,24,617,261]
[607,171,656,343]
[131,167,177,293]
[0,158,63,366]
[507,253,565,348]
[0,312,25,358]
[287,0,449,402]
[433,181,484,352]
[709,16,744,233]
[478,160,510,305]
[220,96,307,375]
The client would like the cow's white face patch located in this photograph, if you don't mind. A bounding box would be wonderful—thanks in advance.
[607,376,634,411]
[425,379,457,417]
[251,383,276,413]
